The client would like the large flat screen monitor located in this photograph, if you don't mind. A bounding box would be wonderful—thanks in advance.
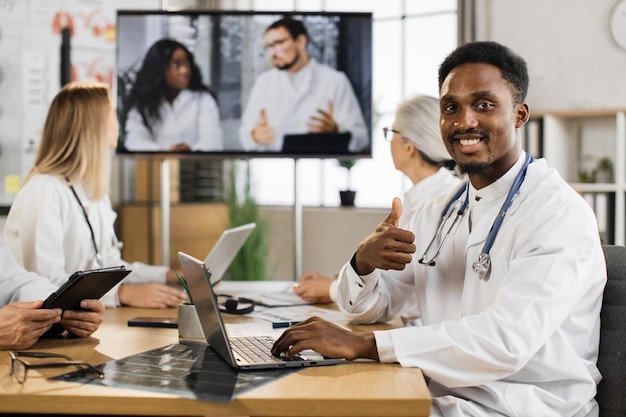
[116,10,372,158]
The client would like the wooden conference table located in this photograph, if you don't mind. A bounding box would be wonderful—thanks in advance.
[0,305,431,417]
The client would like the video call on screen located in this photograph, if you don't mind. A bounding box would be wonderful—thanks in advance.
[116,11,372,157]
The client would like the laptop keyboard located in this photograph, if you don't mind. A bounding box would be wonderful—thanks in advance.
[230,336,296,364]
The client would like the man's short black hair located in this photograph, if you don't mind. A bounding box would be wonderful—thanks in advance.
[266,18,308,41]
[438,41,529,104]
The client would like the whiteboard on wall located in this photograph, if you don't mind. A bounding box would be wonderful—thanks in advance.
[475,0,626,113]
[0,0,160,206]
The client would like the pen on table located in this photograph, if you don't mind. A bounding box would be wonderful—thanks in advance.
[272,321,301,329]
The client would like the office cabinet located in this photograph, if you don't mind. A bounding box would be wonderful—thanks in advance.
[117,158,229,267]
[117,202,229,267]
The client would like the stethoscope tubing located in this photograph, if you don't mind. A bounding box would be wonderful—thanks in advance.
[479,152,533,257]
[419,152,534,275]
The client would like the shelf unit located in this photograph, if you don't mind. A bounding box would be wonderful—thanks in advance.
[526,109,626,245]
[117,158,228,267]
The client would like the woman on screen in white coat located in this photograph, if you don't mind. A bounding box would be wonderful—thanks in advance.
[295,95,462,307]
[122,38,223,152]
[4,82,187,308]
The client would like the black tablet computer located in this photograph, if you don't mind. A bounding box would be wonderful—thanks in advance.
[42,265,131,336]
[42,266,131,310]
[128,316,178,328]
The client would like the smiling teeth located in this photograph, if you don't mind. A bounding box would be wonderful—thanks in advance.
[459,138,480,146]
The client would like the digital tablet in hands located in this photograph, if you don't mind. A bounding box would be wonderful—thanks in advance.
[41,265,131,336]
[42,266,131,310]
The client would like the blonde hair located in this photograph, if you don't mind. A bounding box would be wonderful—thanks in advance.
[26,82,112,200]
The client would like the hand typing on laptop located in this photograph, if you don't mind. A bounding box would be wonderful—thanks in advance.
[178,251,347,370]
[271,316,379,361]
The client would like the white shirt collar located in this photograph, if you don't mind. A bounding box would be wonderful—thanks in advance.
[469,152,527,205]
[468,152,527,229]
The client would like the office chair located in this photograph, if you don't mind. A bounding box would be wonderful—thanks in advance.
[597,245,626,417]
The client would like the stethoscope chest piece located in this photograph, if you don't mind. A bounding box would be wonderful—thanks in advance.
[472,252,491,280]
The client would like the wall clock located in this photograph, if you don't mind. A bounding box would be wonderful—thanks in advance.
[610,0,626,50]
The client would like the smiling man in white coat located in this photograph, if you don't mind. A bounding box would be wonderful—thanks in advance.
[272,41,606,417]
[239,18,369,153]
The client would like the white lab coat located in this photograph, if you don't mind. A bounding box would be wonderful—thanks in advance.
[0,236,56,305]
[239,59,369,153]
[398,167,463,229]
[4,175,168,307]
[327,167,462,302]
[337,154,605,417]
[124,89,223,151]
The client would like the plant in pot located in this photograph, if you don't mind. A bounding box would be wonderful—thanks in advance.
[594,157,614,183]
[175,270,211,338]
[338,159,357,207]
[577,169,593,183]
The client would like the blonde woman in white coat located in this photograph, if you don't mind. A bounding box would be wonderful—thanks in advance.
[295,95,461,305]
[4,82,186,308]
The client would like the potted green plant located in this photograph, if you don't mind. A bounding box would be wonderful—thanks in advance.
[338,159,357,206]
[578,169,593,183]
[176,271,209,338]
[594,157,614,183]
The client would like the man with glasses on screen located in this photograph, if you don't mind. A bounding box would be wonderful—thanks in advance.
[272,41,605,417]
[0,237,104,350]
[239,17,368,153]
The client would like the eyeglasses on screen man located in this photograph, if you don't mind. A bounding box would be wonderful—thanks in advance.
[265,37,292,51]
[9,351,104,384]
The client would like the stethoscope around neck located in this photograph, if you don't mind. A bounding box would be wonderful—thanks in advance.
[418,153,534,279]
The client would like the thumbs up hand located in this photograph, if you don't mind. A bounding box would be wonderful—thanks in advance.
[252,109,275,144]
[307,100,338,133]
[384,197,403,228]
[353,197,416,275]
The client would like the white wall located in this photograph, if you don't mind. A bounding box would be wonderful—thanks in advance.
[474,0,626,112]
[262,206,386,280]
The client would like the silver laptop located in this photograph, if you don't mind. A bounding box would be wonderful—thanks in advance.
[204,223,310,307]
[204,223,256,284]
[178,251,347,370]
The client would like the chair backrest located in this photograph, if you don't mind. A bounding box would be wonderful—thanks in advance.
[597,245,626,417]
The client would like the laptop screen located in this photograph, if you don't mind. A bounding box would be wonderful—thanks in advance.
[204,223,256,283]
